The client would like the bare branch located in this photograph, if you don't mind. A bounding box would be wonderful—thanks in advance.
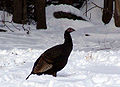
[11,22,21,31]
[22,24,30,34]
[4,23,14,32]
[0,20,21,31]
[91,2,103,10]
[91,1,114,15]
[83,6,96,15]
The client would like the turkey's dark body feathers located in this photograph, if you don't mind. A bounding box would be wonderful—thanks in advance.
[33,43,72,75]
[26,28,74,80]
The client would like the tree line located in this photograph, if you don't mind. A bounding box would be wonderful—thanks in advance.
[0,0,86,29]
[0,0,120,29]
[102,0,120,27]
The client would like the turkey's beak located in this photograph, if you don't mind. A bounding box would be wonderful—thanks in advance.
[72,29,75,31]
[71,29,75,32]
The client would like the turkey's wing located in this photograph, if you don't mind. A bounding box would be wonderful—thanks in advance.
[33,58,53,73]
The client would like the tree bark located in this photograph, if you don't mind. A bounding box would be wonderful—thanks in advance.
[22,0,27,24]
[114,0,120,27]
[102,0,113,24]
[59,0,74,5]
[35,0,47,29]
[13,0,27,24]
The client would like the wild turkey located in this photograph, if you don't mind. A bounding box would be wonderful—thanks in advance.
[26,28,75,80]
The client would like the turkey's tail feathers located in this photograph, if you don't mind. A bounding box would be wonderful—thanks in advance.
[26,73,32,80]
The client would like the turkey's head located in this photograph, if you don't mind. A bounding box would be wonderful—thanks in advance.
[66,28,75,33]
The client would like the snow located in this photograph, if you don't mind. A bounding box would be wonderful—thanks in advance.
[1,1,120,87]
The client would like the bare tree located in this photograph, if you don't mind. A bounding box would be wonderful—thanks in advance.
[35,0,47,29]
[114,0,120,27]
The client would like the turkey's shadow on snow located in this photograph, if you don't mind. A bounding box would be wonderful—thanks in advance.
[83,65,120,74]
[57,73,76,77]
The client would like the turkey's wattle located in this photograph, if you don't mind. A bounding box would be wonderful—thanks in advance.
[26,28,75,80]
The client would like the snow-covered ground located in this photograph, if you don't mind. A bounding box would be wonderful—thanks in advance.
[1,1,120,87]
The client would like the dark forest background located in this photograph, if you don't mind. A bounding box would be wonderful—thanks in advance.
[0,0,120,29]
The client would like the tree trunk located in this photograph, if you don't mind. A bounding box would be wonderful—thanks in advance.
[114,0,120,27]
[13,0,27,24]
[22,0,27,24]
[102,0,113,24]
[59,0,74,5]
[35,0,47,29]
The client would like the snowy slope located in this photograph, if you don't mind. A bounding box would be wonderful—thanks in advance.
[0,3,120,87]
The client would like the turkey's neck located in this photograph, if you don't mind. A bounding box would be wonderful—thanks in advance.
[64,32,73,46]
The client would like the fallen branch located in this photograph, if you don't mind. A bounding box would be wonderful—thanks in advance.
[96,48,111,51]
[4,23,14,32]
[0,20,21,31]
[11,21,20,31]
[22,24,30,34]
[54,11,86,21]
